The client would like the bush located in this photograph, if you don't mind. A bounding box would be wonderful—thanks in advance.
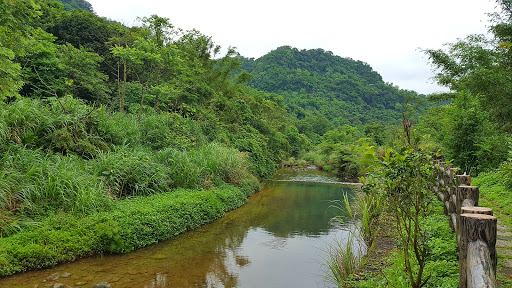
[0,97,110,158]
[96,113,142,146]
[140,112,206,150]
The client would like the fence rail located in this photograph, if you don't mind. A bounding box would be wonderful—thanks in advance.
[433,161,497,288]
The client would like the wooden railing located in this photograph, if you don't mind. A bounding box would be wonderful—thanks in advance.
[433,161,497,288]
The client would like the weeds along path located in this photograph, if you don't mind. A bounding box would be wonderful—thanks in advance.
[480,196,512,287]
[346,211,396,285]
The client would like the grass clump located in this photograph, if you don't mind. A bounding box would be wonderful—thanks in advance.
[91,146,171,198]
[324,235,365,287]
[324,186,382,287]
[0,144,109,219]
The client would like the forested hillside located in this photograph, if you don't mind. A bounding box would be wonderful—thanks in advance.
[240,46,424,142]
[52,0,93,12]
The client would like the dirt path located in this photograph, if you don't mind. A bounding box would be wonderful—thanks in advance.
[497,223,512,287]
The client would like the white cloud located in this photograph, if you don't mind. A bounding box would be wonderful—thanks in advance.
[88,0,498,94]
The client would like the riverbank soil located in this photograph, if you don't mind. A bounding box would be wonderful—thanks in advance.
[480,196,512,287]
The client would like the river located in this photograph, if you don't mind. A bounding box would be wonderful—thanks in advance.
[0,167,360,288]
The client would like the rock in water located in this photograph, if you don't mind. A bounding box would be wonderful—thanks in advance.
[46,273,60,282]
[93,282,111,288]
[61,272,72,278]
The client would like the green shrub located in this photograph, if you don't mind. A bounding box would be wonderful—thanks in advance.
[0,97,110,158]
[237,174,261,196]
[231,131,277,178]
[155,143,253,190]
[141,112,206,150]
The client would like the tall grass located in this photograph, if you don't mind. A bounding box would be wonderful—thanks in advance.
[324,188,382,286]
[304,150,328,169]
[330,191,382,249]
[155,143,251,190]
[0,97,111,158]
[96,113,142,146]
[0,98,260,239]
[324,234,365,287]
[0,145,109,219]
[90,146,171,198]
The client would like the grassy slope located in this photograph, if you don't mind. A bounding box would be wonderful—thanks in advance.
[0,185,250,277]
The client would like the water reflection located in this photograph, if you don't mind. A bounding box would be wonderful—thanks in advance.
[0,168,358,288]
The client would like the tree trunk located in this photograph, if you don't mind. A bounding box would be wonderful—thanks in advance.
[139,85,145,127]
[117,62,121,111]
[121,60,127,112]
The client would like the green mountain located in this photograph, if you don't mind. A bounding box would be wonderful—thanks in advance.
[51,0,94,12]
[240,46,422,139]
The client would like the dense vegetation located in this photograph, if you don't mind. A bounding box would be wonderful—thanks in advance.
[0,0,407,277]
[0,0,306,275]
[2,0,512,286]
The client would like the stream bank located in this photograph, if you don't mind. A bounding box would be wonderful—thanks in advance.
[0,168,359,287]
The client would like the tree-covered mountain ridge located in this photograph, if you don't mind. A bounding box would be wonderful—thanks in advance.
[240,46,423,131]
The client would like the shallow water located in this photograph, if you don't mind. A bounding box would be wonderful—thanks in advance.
[0,168,359,288]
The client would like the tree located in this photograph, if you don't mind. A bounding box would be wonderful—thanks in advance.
[49,9,113,58]
[0,0,42,102]
[425,28,512,130]
[17,28,108,103]
[379,147,436,288]
[423,1,512,171]
[139,15,176,48]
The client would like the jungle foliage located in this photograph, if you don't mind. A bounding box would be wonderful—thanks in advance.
[0,0,302,247]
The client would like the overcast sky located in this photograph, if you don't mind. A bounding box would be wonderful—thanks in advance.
[87,0,498,95]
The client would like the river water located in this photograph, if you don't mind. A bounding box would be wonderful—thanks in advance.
[0,168,360,288]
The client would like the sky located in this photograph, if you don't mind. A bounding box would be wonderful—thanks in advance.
[87,0,499,95]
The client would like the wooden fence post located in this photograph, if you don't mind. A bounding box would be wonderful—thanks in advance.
[457,174,472,186]
[433,163,497,288]
[461,206,493,216]
[459,213,497,288]
[456,185,479,213]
